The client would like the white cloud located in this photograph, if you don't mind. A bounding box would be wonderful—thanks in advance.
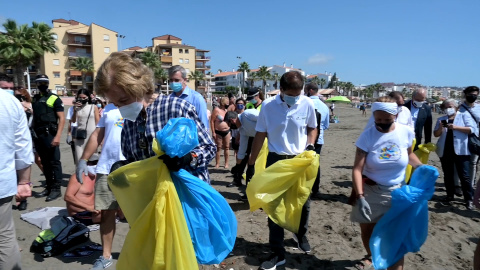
[307,53,333,65]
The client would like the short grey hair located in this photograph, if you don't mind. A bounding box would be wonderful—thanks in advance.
[412,88,427,98]
[168,65,187,79]
[442,99,458,109]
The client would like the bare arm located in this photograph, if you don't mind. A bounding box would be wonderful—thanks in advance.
[433,119,443,137]
[94,106,100,125]
[210,108,217,139]
[80,127,105,160]
[52,111,65,147]
[248,132,267,165]
[306,127,317,145]
[352,147,367,195]
[408,146,423,168]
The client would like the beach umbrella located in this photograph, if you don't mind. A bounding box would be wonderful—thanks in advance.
[325,96,351,103]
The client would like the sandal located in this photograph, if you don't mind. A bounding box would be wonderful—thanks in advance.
[354,255,373,270]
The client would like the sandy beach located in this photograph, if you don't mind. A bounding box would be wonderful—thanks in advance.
[13,103,480,270]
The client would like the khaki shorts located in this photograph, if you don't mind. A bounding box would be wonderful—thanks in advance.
[350,182,402,223]
[95,174,119,210]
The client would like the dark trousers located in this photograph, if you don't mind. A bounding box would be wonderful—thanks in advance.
[440,156,456,198]
[454,154,473,202]
[266,152,311,256]
[236,137,254,184]
[34,133,62,190]
[311,144,323,195]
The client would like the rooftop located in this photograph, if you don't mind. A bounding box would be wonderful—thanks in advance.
[153,34,182,41]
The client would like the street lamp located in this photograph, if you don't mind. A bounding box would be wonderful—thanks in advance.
[116,34,126,51]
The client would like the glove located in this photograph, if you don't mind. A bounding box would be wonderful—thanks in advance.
[76,159,88,184]
[357,196,372,222]
[66,134,73,145]
[246,164,255,181]
[159,153,192,172]
[305,144,315,151]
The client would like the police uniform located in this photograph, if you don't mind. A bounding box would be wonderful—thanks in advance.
[32,90,64,195]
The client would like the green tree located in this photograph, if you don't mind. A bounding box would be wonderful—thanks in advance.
[344,82,355,96]
[256,65,271,92]
[188,70,205,92]
[319,78,326,89]
[0,19,58,87]
[247,72,259,88]
[225,85,237,94]
[272,72,280,89]
[372,83,384,97]
[310,76,321,86]
[364,86,374,98]
[154,68,168,88]
[70,57,94,88]
[327,72,337,88]
[139,51,161,71]
[237,61,250,93]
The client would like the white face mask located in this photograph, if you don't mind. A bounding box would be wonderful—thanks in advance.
[0,88,14,95]
[446,108,456,116]
[413,100,424,108]
[119,101,143,121]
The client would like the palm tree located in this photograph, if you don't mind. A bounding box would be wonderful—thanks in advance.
[344,82,355,97]
[319,78,327,89]
[70,57,94,88]
[237,61,250,93]
[310,76,321,86]
[247,72,259,88]
[0,19,58,87]
[139,51,161,71]
[188,70,205,92]
[256,66,271,92]
[272,72,280,89]
[154,68,168,89]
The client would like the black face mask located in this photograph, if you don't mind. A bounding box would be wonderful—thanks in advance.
[15,94,25,102]
[375,122,394,132]
[38,85,48,92]
[466,95,478,104]
[230,123,238,130]
[78,99,88,104]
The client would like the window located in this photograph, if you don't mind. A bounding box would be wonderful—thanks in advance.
[104,47,110,54]
[76,48,87,54]
[185,49,189,54]
[185,68,190,74]
[53,72,60,78]
[103,34,110,41]
[179,49,183,53]
[185,59,189,64]
[52,34,58,40]
[53,59,60,66]
[179,58,183,64]
[74,36,86,44]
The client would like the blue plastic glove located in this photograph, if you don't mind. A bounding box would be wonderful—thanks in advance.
[76,159,88,184]
[358,196,372,222]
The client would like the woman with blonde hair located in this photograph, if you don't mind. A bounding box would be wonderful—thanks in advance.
[350,96,422,270]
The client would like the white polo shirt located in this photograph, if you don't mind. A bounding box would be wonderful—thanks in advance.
[256,94,317,155]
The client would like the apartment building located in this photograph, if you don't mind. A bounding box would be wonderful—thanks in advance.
[124,34,211,93]
[29,19,118,95]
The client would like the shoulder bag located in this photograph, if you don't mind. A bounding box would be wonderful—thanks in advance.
[461,104,480,155]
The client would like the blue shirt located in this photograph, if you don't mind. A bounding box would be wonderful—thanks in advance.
[310,96,330,144]
[170,86,209,130]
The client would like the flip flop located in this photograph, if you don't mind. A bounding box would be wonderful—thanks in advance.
[63,247,94,258]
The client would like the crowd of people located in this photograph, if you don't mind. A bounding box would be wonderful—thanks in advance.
[1,52,480,269]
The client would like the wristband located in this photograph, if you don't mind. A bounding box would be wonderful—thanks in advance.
[18,182,32,186]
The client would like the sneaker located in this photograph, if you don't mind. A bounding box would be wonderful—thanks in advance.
[46,189,62,202]
[455,186,463,197]
[91,255,113,270]
[260,253,286,270]
[292,234,311,253]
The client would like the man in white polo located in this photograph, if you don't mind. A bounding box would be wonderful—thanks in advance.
[248,71,317,270]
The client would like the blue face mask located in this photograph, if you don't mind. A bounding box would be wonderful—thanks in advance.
[250,99,257,105]
[282,94,300,106]
[236,104,245,110]
[169,82,183,93]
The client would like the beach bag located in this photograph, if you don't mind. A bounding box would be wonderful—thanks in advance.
[370,165,439,269]
[157,118,237,264]
[246,150,319,233]
[33,217,89,257]
[462,104,480,155]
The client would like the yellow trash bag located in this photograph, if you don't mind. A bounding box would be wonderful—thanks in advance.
[404,138,417,183]
[243,139,269,180]
[246,150,319,233]
[108,140,198,270]
[405,142,437,184]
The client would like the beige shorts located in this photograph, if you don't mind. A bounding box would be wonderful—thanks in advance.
[350,182,402,223]
[95,174,119,210]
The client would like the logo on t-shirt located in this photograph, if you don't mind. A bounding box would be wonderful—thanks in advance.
[114,118,124,128]
[378,142,401,161]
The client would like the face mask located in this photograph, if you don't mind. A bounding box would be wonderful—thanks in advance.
[282,94,300,107]
[169,82,183,93]
[96,104,102,108]
[38,85,48,92]
[119,101,143,121]
[78,99,88,104]
[445,108,456,116]
[375,122,394,132]
[250,99,257,105]
[1,88,14,95]
[466,95,478,104]
[236,104,245,110]
[230,123,238,130]
[15,94,25,102]
[413,100,424,108]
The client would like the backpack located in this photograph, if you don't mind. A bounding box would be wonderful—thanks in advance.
[30,216,89,257]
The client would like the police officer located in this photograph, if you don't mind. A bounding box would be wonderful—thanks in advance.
[32,74,65,201]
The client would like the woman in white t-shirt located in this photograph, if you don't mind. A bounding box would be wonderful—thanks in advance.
[350,96,423,270]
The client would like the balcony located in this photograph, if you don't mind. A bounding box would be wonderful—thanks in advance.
[161,56,172,63]
[68,52,92,58]
[68,40,91,46]
[69,76,93,85]
[195,55,211,61]
[195,64,211,70]
[161,63,172,69]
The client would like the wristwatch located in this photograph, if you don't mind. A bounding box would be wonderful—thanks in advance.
[190,152,198,168]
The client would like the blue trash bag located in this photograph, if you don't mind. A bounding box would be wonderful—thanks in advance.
[171,171,237,264]
[156,117,199,158]
[370,165,439,269]
[156,117,237,264]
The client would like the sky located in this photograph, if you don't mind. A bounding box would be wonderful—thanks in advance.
[3,0,480,87]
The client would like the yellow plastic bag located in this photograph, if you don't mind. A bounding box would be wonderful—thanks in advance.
[405,142,437,184]
[404,138,416,183]
[243,139,269,180]
[108,140,198,270]
[246,151,319,233]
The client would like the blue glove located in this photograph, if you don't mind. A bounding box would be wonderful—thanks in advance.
[357,196,372,222]
[76,159,88,184]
